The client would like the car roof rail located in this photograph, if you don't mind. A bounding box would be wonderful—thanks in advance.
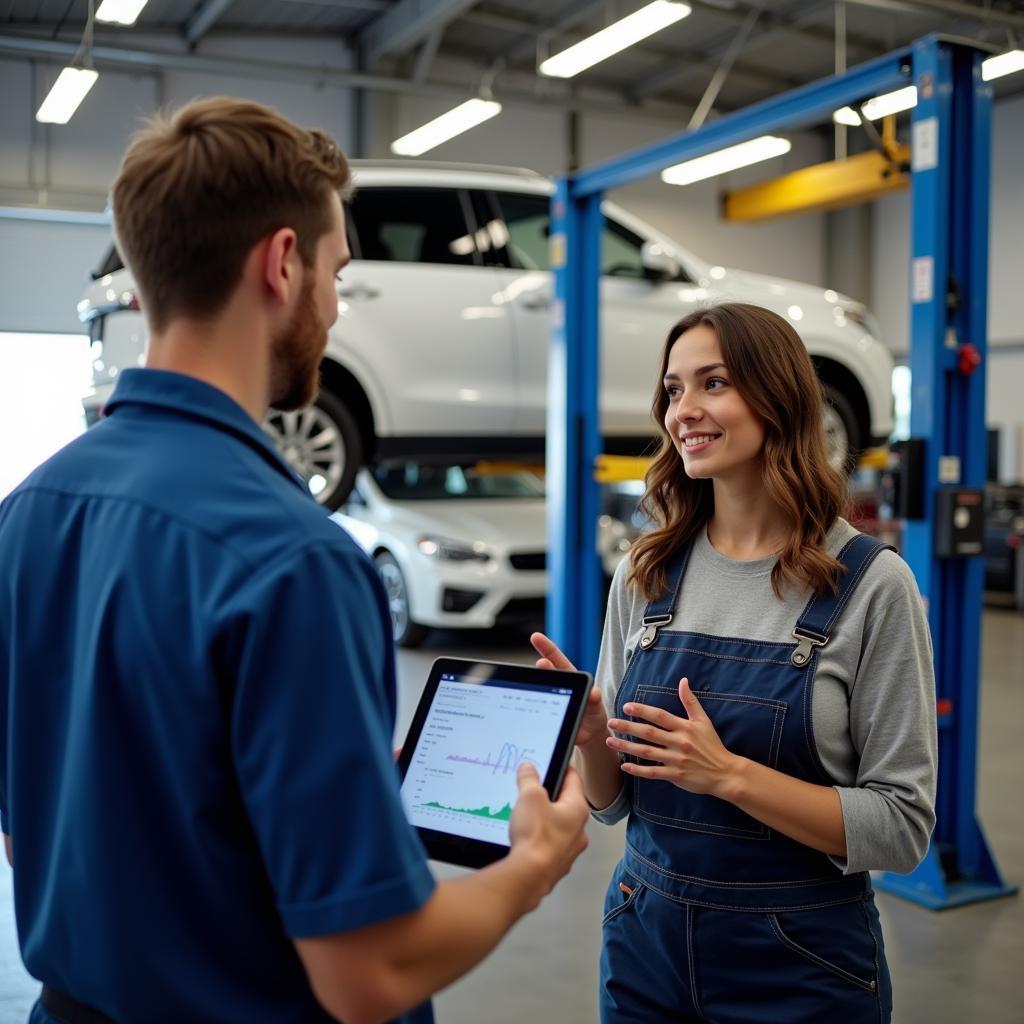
[349,159,544,179]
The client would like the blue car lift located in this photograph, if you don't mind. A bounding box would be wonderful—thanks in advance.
[545,35,1016,910]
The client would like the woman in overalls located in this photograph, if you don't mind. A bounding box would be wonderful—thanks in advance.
[533,303,937,1023]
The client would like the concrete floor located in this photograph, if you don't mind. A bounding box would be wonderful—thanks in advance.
[1,609,1021,1023]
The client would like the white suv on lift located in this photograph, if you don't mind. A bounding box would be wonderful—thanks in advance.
[79,161,894,509]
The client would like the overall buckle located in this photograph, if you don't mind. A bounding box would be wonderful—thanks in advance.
[639,613,673,649]
[790,628,828,667]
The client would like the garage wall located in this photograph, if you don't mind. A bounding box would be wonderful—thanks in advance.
[4,32,1021,429]
[869,92,1024,428]
[0,218,115,334]
[0,36,357,334]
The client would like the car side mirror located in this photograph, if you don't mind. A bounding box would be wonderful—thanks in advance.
[641,241,682,282]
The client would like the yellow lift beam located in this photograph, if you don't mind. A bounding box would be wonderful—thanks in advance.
[594,448,890,483]
[595,455,652,483]
[722,143,910,223]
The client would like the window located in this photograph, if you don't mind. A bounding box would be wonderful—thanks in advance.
[0,333,90,500]
[492,192,651,278]
[92,246,124,278]
[347,188,477,266]
[601,219,647,279]
[494,194,550,271]
[370,462,545,501]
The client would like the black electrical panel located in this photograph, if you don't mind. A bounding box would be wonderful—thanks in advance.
[934,488,985,558]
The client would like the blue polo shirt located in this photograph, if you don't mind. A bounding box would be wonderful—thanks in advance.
[0,369,435,1023]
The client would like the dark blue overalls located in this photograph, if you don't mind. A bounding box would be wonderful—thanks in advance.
[600,533,894,1024]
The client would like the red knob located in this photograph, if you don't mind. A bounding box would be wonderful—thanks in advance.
[957,344,981,375]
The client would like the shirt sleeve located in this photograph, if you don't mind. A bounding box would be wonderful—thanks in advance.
[221,542,435,938]
[833,556,938,875]
[589,556,633,825]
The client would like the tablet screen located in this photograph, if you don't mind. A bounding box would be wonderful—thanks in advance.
[398,658,592,865]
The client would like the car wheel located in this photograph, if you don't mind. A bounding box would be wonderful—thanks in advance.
[822,386,862,475]
[263,389,362,510]
[374,552,428,648]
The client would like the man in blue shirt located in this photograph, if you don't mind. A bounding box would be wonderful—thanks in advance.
[0,97,589,1024]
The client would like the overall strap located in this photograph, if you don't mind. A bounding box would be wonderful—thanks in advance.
[638,540,694,650]
[791,533,894,667]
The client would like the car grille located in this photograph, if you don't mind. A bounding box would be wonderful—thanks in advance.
[442,588,484,613]
[509,551,546,571]
[496,596,546,624]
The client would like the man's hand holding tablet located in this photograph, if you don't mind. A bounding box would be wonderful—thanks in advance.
[302,687,590,1021]
[397,657,594,867]
[506,760,589,909]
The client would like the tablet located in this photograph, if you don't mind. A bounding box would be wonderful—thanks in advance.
[397,657,593,868]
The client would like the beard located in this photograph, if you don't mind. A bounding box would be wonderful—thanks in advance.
[269,275,327,412]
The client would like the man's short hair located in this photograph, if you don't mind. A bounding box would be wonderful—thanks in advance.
[111,96,352,332]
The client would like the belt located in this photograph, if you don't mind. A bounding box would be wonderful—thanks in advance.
[40,986,117,1024]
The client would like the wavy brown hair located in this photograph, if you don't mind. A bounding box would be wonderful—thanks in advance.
[628,303,848,601]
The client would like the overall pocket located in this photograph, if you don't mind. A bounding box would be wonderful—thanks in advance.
[767,902,880,993]
[627,684,787,839]
[601,866,646,927]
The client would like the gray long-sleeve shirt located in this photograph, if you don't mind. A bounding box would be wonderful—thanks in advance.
[592,519,937,876]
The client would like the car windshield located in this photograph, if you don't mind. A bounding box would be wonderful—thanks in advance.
[92,245,124,278]
[371,463,544,500]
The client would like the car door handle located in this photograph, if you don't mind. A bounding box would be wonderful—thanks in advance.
[517,292,552,311]
[337,282,380,300]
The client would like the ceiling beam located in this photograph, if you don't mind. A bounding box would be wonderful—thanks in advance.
[0,31,452,97]
[843,0,1024,31]
[360,0,479,66]
[439,40,799,95]
[183,0,235,47]
[449,0,800,95]
[629,0,851,100]
[0,30,701,123]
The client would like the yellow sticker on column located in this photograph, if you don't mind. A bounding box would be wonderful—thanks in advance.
[550,232,566,269]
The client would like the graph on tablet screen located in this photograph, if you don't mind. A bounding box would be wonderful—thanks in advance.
[400,672,572,845]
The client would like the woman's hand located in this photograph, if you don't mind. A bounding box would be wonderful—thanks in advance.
[530,632,608,749]
[606,676,741,799]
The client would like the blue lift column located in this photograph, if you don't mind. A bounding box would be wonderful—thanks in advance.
[544,179,605,670]
[548,37,1015,911]
[874,38,1017,909]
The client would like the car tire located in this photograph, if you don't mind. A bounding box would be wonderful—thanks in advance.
[822,386,862,475]
[374,552,428,649]
[263,388,363,510]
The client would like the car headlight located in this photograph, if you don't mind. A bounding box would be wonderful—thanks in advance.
[416,535,492,563]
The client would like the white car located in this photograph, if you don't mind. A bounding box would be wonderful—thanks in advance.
[79,162,894,509]
[332,462,633,647]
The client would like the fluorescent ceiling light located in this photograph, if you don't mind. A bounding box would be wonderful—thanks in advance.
[390,98,502,156]
[36,68,99,125]
[983,49,1024,81]
[96,0,149,25]
[539,1,691,79]
[834,85,917,126]
[661,135,791,186]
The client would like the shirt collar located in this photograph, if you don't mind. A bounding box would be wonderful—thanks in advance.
[104,368,309,494]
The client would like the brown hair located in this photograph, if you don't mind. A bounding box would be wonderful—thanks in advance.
[628,303,848,601]
[111,96,352,332]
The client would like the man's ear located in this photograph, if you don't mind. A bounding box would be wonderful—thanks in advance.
[262,227,300,306]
